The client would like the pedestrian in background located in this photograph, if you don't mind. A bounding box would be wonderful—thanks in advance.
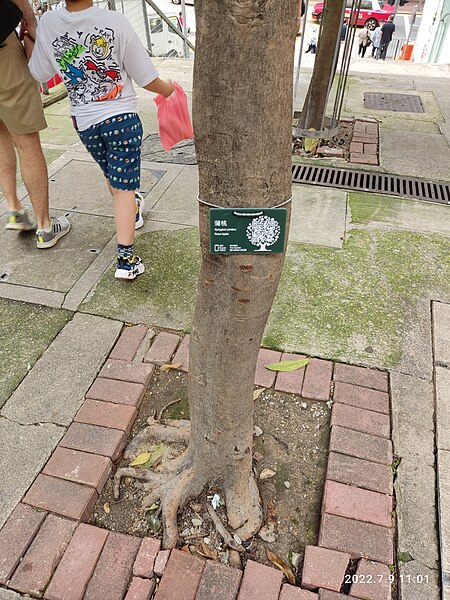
[358,25,371,58]
[340,19,348,43]
[379,14,395,60]
[371,21,382,58]
[0,0,70,247]
[305,28,318,54]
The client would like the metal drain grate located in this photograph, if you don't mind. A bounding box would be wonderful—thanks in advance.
[292,164,450,205]
[363,92,424,113]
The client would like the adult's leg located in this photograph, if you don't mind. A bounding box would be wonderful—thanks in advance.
[11,132,50,230]
[362,45,367,58]
[0,121,21,211]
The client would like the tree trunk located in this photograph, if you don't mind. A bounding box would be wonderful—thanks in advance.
[299,0,345,130]
[188,0,297,541]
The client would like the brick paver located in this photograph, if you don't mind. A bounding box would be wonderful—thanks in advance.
[9,515,76,597]
[330,403,390,439]
[86,378,145,408]
[42,447,111,492]
[349,142,363,153]
[255,349,282,388]
[144,332,180,365]
[329,426,393,465]
[302,359,333,401]
[322,480,393,528]
[280,586,319,599]
[333,382,389,414]
[45,523,109,600]
[350,559,391,600]
[59,422,127,461]
[326,452,393,495]
[154,549,205,600]
[274,353,307,394]
[23,474,97,521]
[124,577,156,600]
[364,144,377,155]
[100,360,155,385]
[318,591,359,599]
[195,561,242,600]
[109,326,147,361]
[133,537,161,578]
[333,364,388,392]
[349,154,378,165]
[237,560,283,600]
[0,504,47,585]
[319,513,394,564]
[153,550,170,577]
[84,531,141,600]
[75,399,137,434]
[173,335,190,372]
[301,546,350,592]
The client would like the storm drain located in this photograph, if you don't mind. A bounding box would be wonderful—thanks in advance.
[363,92,424,113]
[292,164,450,205]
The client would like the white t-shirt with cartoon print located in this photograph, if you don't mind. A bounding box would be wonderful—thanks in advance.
[29,6,159,131]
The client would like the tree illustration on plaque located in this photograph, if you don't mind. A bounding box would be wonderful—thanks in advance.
[246,215,281,251]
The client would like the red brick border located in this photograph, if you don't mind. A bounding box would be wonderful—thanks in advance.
[349,119,379,166]
[0,325,394,599]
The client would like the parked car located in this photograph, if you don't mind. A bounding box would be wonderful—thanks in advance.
[312,0,394,30]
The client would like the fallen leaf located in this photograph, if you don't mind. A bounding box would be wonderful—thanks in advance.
[146,443,167,467]
[197,541,219,560]
[304,137,320,153]
[253,388,265,400]
[265,357,309,372]
[129,452,151,467]
[192,518,203,528]
[160,362,183,372]
[146,511,162,534]
[103,502,110,514]
[266,549,296,585]
[258,524,277,543]
[260,468,276,480]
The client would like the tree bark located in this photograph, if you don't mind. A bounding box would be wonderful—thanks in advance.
[299,0,346,130]
[189,0,297,540]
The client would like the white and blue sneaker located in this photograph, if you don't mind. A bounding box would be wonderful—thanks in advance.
[115,255,145,280]
[135,192,145,230]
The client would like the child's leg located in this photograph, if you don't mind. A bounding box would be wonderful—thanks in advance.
[110,187,135,246]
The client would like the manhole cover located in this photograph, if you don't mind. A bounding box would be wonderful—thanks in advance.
[141,134,197,165]
[363,92,424,113]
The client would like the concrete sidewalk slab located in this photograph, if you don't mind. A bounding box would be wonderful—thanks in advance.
[0,419,64,529]
[148,165,199,227]
[0,211,115,293]
[1,313,121,427]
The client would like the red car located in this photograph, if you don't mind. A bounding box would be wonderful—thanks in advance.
[312,0,394,30]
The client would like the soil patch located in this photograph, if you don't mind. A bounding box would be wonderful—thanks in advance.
[90,369,330,578]
[292,119,354,160]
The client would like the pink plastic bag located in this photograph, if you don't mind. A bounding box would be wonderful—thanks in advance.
[154,82,193,151]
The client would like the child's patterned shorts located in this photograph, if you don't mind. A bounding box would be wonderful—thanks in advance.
[78,113,143,191]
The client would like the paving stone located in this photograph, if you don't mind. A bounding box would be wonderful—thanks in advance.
[44,523,109,600]
[365,123,378,135]
[326,452,393,495]
[301,545,350,592]
[144,332,180,365]
[237,559,283,599]
[59,422,127,461]
[329,426,393,466]
[433,302,450,364]
[364,144,378,155]
[109,325,148,361]
[436,367,450,451]
[100,359,155,386]
[86,378,145,408]
[274,353,307,394]
[84,531,141,600]
[350,559,391,600]
[319,513,394,565]
[42,447,112,492]
[351,135,378,144]
[323,481,392,528]
[333,382,389,414]
[318,147,344,159]
[0,504,46,585]
[195,561,242,600]
[154,549,204,600]
[23,474,98,521]
[439,450,450,578]
[279,586,319,600]
[397,560,440,600]
[330,403,390,439]
[0,590,28,600]
[74,399,137,434]
[124,577,156,600]
[353,121,366,134]
[255,349,282,388]
[9,515,76,597]
[350,142,363,153]
[173,335,190,372]
[133,537,161,578]
[349,154,378,165]
[318,591,359,600]
[1,313,122,427]
[333,364,388,392]
[153,550,171,577]
[302,359,333,401]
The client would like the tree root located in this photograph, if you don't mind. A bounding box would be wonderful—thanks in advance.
[123,418,190,459]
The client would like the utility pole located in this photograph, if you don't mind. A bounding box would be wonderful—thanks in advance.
[393,0,401,17]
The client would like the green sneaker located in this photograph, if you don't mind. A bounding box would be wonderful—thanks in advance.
[6,209,35,231]
[36,216,71,249]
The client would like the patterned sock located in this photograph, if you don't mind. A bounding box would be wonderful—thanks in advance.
[117,244,133,261]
